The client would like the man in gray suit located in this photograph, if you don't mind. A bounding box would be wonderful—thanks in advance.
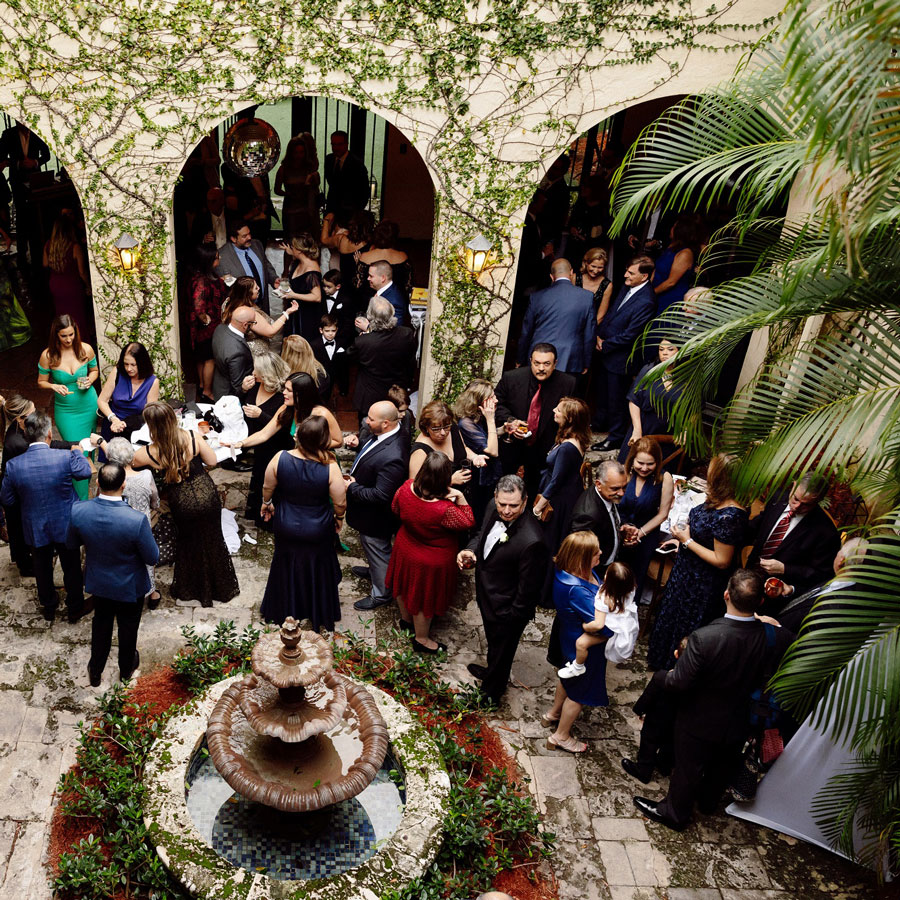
[212,306,256,401]
[215,222,279,314]
[517,258,594,379]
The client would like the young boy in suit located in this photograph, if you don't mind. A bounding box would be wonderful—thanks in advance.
[313,313,349,398]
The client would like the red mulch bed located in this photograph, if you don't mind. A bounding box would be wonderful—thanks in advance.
[49,659,558,900]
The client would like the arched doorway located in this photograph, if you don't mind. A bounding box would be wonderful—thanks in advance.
[172,96,435,424]
[0,111,95,405]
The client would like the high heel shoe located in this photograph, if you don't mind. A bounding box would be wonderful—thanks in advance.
[546,733,587,753]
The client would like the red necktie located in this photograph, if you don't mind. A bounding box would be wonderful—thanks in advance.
[761,508,793,558]
[526,384,542,443]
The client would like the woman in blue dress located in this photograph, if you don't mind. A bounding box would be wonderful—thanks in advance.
[617,437,674,601]
[454,378,501,523]
[647,453,747,670]
[542,530,612,753]
[259,415,347,633]
[97,342,159,444]
[532,398,591,553]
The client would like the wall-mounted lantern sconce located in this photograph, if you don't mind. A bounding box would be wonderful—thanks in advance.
[462,234,494,277]
[114,234,140,272]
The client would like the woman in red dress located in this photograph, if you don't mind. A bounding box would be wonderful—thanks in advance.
[387,451,475,653]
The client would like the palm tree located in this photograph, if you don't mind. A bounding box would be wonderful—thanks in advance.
[608,0,900,873]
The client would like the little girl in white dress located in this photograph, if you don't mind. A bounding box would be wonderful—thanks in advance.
[559,561,639,677]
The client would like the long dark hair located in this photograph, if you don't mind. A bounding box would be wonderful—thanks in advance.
[48,315,89,366]
[116,342,154,381]
[190,243,220,280]
[413,451,452,501]
[277,372,319,428]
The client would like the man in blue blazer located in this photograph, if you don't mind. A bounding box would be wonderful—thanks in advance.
[366,260,408,327]
[67,462,159,686]
[517,258,595,378]
[591,256,657,451]
[0,410,92,621]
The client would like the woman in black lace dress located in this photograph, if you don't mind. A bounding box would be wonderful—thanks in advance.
[282,233,324,344]
[133,401,239,607]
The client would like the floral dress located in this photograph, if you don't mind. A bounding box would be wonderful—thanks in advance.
[647,504,747,670]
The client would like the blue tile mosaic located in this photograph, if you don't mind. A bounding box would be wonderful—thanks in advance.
[185,740,406,880]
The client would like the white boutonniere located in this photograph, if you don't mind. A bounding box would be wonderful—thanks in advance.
[499,533,509,544]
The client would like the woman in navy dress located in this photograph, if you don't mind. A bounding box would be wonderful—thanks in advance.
[454,379,501,523]
[260,415,347,633]
[542,531,612,753]
[617,437,674,601]
[533,397,591,553]
[647,453,747,670]
[97,342,159,445]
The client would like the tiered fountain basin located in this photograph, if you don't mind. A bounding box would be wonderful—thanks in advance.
[143,626,450,900]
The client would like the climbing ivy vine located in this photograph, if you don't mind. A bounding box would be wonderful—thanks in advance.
[0,0,773,397]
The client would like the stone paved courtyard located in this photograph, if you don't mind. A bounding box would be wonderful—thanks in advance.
[0,466,889,900]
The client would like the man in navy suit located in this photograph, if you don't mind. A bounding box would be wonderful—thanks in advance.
[67,463,159,686]
[517,258,594,379]
[591,256,657,451]
[346,401,409,611]
[366,260,408,327]
[0,411,92,622]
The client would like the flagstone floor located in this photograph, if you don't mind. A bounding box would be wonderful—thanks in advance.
[0,466,888,900]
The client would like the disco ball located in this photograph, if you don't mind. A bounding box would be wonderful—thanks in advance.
[222,117,281,177]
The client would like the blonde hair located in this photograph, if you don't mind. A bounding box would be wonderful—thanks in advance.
[1,394,34,442]
[46,212,77,272]
[453,379,494,422]
[289,233,320,262]
[555,530,600,581]
[142,402,191,484]
[253,351,290,393]
[281,334,325,380]
[581,246,608,271]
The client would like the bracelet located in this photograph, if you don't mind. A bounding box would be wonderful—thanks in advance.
[108,413,116,422]
[262,498,274,506]
[684,538,693,547]
[638,526,646,537]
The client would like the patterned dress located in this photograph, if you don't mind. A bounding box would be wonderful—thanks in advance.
[647,504,747,670]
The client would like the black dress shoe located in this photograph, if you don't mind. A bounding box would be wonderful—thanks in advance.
[350,565,371,580]
[120,650,140,681]
[590,439,616,452]
[146,592,161,611]
[352,595,394,611]
[220,458,253,472]
[621,758,653,785]
[88,664,101,688]
[41,606,56,622]
[633,796,687,831]
[412,638,447,655]
[467,662,488,680]
[68,597,95,624]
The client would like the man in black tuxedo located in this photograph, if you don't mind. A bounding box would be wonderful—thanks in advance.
[633,569,794,831]
[211,307,256,401]
[351,297,417,422]
[591,256,657,451]
[746,472,841,608]
[494,343,576,500]
[458,475,550,705]
[324,130,370,219]
[346,401,409,611]
[569,459,635,565]
[367,260,408,327]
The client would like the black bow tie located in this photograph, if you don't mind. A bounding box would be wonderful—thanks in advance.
[324,340,335,347]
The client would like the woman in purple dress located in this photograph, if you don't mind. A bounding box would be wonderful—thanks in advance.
[43,211,92,337]
[97,342,160,444]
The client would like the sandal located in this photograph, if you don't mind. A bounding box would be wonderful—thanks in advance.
[540,713,560,729]
[547,734,587,753]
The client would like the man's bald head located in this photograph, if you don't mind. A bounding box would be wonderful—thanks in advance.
[365,400,399,435]
[550,258,573,280]
[231,306,256,333]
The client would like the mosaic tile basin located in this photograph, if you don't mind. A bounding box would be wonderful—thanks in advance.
[144,676,450,900]
[185,735,406,880]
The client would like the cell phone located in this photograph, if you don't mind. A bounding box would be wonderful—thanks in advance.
[460,459,473,471]
[656,543,678,554]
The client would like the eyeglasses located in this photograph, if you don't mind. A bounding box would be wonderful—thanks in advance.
[429,424,452,434]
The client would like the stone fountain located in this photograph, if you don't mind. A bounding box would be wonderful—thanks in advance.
[206,617,388,812]
[143,620,450,899]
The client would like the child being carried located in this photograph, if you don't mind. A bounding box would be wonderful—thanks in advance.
[559,562,638,678]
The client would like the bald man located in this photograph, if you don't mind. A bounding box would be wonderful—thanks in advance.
[211,306,257,401]
[517,257,594,378]
[345,401,409,611]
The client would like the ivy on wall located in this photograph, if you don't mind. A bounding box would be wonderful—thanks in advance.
[0,0,773,397]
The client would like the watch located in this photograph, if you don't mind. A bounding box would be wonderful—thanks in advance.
[108,413,116,422]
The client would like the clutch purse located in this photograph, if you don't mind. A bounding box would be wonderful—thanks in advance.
[533,494,554,522]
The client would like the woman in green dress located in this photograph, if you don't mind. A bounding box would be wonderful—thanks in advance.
[37,314,98,499]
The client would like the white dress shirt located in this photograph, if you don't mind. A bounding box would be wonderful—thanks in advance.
[350,422,400,473]
[483,520,508,558]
